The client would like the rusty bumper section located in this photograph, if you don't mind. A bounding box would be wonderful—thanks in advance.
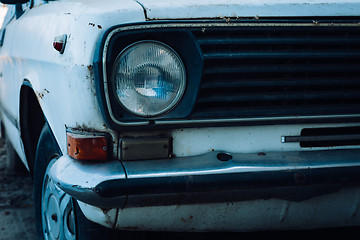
[50,149,360,209]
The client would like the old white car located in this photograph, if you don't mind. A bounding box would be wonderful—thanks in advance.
[1,0,360,239]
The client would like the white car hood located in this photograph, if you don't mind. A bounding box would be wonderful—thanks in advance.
[136,0,360,20]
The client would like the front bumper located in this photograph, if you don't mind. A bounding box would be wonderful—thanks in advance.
[50,149,360,209]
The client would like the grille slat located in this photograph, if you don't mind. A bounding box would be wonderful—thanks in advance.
[203,64,360,75]
[201,78,360,89]
[198,37,360,46]
[192,104,360,119]
[197,91,360,104]
[203,51,360,60]
[191,25,360,120]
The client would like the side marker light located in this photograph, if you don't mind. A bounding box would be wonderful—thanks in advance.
[67,132,109,161]
[53,34,67,54]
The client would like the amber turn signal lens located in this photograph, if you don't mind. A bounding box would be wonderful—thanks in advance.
[67,132,108,161]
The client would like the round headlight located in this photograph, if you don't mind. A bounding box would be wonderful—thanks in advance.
[112,41,186,117]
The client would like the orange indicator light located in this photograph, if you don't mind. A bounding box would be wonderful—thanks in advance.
[67,132,108,161]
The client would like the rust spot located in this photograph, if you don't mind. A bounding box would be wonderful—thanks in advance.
[72,124,98,133]
[222,17,230,23]
[87,65,93,72]
[180,215,194,222]
[89,23,102,30]
[36,89,50,99]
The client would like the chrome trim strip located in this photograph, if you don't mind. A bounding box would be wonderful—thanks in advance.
[282,134,360,143]
[102,22,360,127]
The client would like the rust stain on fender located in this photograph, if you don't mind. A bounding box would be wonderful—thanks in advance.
[87,65,93,73]
[36,89,50,99]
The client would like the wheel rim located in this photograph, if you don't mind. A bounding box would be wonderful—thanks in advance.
[41,159,76,240]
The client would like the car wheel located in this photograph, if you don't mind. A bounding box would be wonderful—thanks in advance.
[34,123,117,240]
[40,158,76,240]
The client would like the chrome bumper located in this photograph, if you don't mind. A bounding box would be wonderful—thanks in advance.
[50,149,360,209]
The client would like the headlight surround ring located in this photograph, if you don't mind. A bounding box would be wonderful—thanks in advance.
[111,40,186,118]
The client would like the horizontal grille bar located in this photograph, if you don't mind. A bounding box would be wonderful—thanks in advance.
[203,64,360,74]
[191,105,360,119]
[200,78,360,89]
[203,51,360,60]
[197,91,360,104]
[190,24,360,120]
[198,37,360,46]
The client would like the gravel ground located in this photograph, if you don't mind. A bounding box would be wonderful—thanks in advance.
[0,139,36,240]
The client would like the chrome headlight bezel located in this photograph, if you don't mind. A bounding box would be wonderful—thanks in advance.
[111,40,186,118]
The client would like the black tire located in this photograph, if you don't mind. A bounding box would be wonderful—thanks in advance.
[34,123,118,240]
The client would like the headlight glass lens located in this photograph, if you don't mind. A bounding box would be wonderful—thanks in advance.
[112,41,186,117]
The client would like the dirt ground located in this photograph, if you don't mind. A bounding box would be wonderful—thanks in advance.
[0,139,36,239]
